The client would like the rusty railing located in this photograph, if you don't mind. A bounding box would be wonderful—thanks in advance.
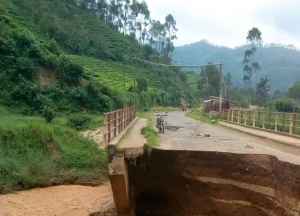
[220,109,300,136]
[104,107,136,143]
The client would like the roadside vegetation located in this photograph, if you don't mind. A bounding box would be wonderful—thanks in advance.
[0,109,107,194]
[186,109,219,124]
[140,112,159,148]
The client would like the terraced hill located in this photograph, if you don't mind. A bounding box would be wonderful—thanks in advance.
[0,0,141,56]
[186,73,199,92]
[0,0,194,111]
[67,55,163,91]
[62,6,141,57]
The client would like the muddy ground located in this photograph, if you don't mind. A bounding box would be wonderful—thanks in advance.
[0,182,112,216]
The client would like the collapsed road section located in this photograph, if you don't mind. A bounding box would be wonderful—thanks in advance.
[108,111,300,216]
[129,149,300,216]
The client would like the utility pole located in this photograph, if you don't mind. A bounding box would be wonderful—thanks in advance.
[219,63,223,113]
[133,59,136,108]
[123,61,125,108]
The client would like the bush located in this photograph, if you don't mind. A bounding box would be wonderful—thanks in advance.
[68,114,91,130]
[42,106,55,123]
[274,98,297,113]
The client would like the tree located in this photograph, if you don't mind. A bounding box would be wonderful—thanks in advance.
[255,75,270,107]
[149,20,165,52]
[288,81,300,101]
[97,0,109,22]
[197,63,220,97]
[224,72,232,98]
[274,98,297,112]
[243,27,262,88]
[272,89,285,100]
[137,77,148,92]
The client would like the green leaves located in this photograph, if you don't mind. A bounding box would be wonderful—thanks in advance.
[247,27,262,45]
[288,81,300,100]
[243,27,263,89]
[137,77,148,92]
[274,98,298,112]
[255,75,270,107]
[56,56,84,86]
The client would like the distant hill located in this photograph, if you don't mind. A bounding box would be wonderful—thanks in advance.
[173,40,300,93]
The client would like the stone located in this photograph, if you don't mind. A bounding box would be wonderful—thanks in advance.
[204,133,211,137]
[245,144,254,149]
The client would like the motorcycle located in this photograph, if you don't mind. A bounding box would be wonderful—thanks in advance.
[156,115,166,133]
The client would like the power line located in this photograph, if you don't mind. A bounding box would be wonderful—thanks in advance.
[129,56,228,68]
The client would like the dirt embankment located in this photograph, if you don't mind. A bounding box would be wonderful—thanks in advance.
[81,126,105,148]
[129,149,300,216]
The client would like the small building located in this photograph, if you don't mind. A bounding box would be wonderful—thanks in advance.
[203,96,236,111]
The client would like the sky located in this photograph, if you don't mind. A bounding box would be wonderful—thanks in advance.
[145,0,300,48]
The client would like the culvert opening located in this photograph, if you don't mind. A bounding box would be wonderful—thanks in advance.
[135,187,183,216]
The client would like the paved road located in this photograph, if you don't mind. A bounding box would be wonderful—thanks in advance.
[154,111,300,165]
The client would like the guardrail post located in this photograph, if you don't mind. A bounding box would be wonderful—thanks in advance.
[282,113,285,132]
[292,113,297,134]
[289,113,293,134]
[253,111,256,127]
[227,110,229,121]
[231,110,234,122]
[268,112,272,129]
[104,113,107,144]
[275,113,278,131]
[262,112,265,129]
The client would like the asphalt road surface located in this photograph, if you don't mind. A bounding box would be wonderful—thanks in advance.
[154,111,300,165]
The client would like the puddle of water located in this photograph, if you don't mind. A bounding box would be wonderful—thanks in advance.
[165,126,184,131]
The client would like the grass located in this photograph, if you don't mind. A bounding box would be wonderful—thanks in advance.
[186,111,219,124]
[137,111,154,119]
[186,73,199,92]
[140,112,159,148]
[0,111,107,194]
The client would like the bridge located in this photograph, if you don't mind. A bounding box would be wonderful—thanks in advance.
[104,108,300,216]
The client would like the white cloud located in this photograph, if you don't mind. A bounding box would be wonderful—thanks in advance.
[145,0,300,48]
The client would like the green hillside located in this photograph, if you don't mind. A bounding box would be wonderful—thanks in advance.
[187,72,199,90]
[0,0,140,57]
[0,0,195,114]
[0,0,198,193]
[66,55,163,90]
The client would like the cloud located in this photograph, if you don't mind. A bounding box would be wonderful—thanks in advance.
[145,0,300,48]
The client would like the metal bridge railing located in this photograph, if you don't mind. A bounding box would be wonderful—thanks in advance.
[220,109,300,136]
[104,107,136,144]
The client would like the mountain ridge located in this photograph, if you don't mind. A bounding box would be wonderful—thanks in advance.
[173,40,300,93]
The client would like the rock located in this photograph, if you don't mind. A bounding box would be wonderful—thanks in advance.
[204,133,211,137]
[245,144,254,148]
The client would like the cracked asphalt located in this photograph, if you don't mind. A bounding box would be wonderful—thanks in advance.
[154,111,300,165]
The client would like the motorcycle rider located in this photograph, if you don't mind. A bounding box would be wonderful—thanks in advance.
[156,114,166,129]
